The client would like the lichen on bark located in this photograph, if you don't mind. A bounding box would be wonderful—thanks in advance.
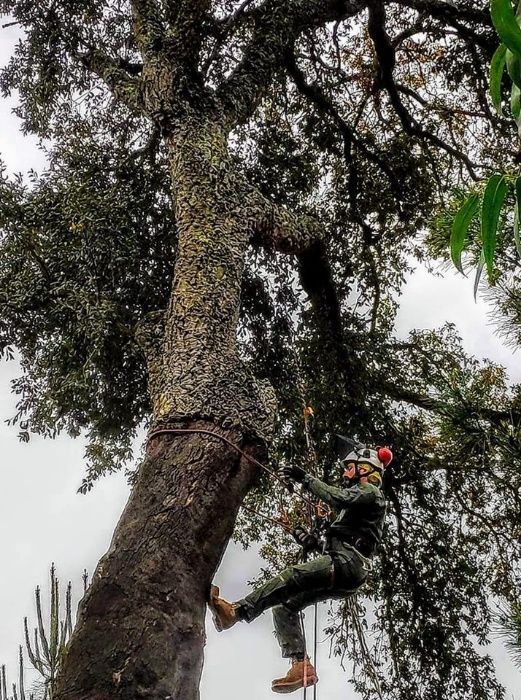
[145,117,278,440]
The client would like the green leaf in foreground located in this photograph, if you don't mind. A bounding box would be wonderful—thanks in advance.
[514,176,521,256]
[481,173,508,281]
[450,193,480,274]
[474,250,485,301]
[512,83,521,118]
[490,43,508,114]
[507,49,521,89]
[491,0,521,57]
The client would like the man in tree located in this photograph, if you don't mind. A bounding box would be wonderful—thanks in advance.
[209,444,391,693]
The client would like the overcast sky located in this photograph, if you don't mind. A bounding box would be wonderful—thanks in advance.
[0,23,520,700]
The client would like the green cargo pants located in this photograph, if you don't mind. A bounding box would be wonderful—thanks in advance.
[236,548,369,658]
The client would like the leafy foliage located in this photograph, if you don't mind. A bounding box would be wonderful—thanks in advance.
[0,1,520,698]
[495,599,521,668]
[0,125,174,483]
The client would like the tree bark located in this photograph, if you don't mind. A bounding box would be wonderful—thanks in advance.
[53,423,265,700]
[54,117,276,699]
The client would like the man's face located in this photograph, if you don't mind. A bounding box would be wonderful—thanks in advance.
[343,461,358,481]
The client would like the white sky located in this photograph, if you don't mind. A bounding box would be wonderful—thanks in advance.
[0,22,520,700]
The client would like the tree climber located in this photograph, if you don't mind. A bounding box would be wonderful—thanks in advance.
[208,442,393,694]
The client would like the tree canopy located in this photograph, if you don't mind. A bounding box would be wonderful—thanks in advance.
[0,1,520,698]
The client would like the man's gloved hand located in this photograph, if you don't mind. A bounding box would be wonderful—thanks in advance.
[282,465,306,483]
[292,526,319,552]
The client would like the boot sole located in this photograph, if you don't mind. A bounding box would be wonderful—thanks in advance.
[208,585,236,632]
[208,585,224,632]
[271,677,318,694]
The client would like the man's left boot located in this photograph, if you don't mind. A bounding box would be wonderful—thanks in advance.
[271,657,318,694]
[208,585,238,632]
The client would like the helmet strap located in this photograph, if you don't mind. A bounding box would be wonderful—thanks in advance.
[367,470,382,487]
[347,464,382,487]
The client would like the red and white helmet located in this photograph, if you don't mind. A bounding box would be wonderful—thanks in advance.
[343,446,393,472]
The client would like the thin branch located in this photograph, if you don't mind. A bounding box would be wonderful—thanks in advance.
[224,0,257,26]
[215,0,366,129]
[367,0,479,179]
[397,83,487,119]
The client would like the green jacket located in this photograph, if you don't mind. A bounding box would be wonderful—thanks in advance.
[301,475,387,560]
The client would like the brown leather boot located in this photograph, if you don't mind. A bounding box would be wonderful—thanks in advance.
[208,585,238,632]
[271,657,318,694]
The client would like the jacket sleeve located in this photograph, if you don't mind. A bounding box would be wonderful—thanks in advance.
[301,475,378,511]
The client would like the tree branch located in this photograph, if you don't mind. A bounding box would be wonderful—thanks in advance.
[250,204,321,255]
[215,0,366,128]
[246,186,345,341]
[367,0,480,179]
[392,0,491,27]
[80,49,141,112]
[131,0,164,53]
[297,240,344,340]
[165,1,212,66]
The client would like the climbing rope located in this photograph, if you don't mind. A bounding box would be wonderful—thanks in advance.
[312,602,318,700]
[300,610,308,700]
[240,503,294,533]
[346,596,384,700]
[147,426,317,509]
[300,405,321,700]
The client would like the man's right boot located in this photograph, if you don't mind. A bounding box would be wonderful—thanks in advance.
[271,657,318,694]
[208,585,238,632]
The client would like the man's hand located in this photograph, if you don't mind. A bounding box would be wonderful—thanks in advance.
[292,526,319,552]
[282,465,306,483]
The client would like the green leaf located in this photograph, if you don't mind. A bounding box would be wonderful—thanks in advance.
[490,43,508,113]
[481,173,508,281]
[491,0,521,57]
[507,48,521,88]
[450,193,480,274]
[512,83,521,118]
[474,251,485,301]
[514,176,521,256]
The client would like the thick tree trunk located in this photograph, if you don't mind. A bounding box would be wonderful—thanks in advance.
[54,423,265,700]
[54,117,276,699]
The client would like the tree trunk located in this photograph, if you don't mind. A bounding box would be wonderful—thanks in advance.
[54,117,276,699]
[54,422,265,700]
